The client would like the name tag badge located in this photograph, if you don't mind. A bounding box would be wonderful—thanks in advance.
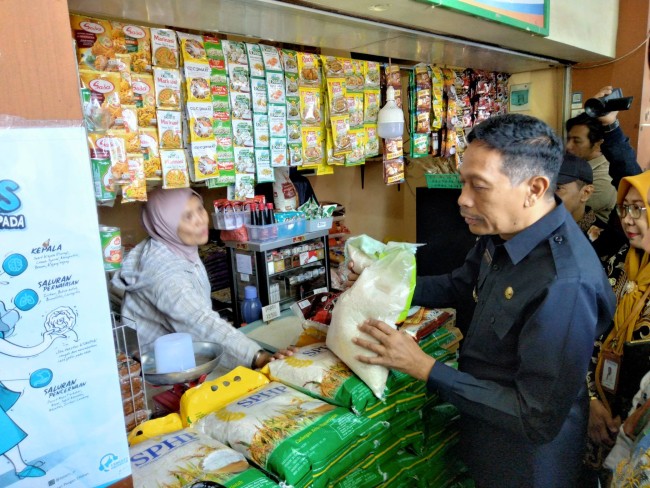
[601,351,621,394]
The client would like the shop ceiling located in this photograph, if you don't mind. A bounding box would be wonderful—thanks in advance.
[68,0,590,73]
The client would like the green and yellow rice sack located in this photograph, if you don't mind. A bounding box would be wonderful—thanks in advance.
[193,381,385,488]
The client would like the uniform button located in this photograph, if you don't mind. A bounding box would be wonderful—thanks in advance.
[492,264,499,271]
[554,235,563,243]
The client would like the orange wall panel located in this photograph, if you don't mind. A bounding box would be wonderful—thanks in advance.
[0,0,82,120]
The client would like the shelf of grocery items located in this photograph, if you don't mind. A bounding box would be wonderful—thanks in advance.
[268,251,327,277]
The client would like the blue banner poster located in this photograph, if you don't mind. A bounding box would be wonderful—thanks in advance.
[0,125,130,487]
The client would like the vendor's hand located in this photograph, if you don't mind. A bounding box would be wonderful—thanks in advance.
[592,85,618,125]
[588,398,621,446]
[271,346,296,361]
[353,319,435,381]
[253,346,297,369]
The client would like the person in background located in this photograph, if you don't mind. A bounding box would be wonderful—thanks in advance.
[555,153,605,238]
[111,188,291,371]
[352,114,616,487]
[566,113,617,222]
[596,86,642,179]
[554,153,629,263]
[584,172,650,487]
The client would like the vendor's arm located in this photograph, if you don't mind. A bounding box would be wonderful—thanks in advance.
[150,274,261,371]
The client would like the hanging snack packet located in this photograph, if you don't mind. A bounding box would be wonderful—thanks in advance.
[177,31,207,63]
[70,14,115,71]
[151,28,179,68]
[110,21,151,73]
[121,154,147,203]
[161,149,189,189]
[131,73,156,127]
[153,67,181,109]
[297,52,321,87]
[139,128,161,178]
[157,110,182,149]
[79,70,123,131]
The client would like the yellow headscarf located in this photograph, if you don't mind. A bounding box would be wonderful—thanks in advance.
[597,171,650,409]
[614,171,650,333]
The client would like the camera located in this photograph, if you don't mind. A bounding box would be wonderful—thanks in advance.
[584,88,633,118]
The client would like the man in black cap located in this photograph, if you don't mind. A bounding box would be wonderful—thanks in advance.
[555,153,606,242]
[555,153,628,264]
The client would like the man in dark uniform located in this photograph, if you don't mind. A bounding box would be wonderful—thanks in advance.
[354,114,616,487]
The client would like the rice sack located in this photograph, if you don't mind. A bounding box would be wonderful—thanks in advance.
[193,381,384,488]
[327,239,417,398]
[129,429,277,487]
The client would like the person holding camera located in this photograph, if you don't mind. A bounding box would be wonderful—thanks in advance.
[565,85,638,225]
[593,86,640,177]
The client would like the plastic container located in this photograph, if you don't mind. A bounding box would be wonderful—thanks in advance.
[245,219,306,242]
[153,333,196,374]
[305,217,333,232]
[242,286,263,324]
[212,210,251,230]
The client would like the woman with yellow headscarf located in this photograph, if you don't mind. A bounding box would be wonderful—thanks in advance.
[585,171,650,481]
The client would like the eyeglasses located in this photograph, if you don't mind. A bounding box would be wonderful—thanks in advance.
[616,204,647,219]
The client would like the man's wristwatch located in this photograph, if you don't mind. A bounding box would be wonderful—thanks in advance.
[602,119,620,133]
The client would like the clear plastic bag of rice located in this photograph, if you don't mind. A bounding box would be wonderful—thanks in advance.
[327,238,417,399]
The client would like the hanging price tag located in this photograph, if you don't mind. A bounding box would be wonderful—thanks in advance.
[262,302,281,322]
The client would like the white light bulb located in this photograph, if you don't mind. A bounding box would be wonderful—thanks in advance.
[377,86,404,139]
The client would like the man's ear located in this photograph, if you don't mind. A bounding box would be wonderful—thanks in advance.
[580,184,595,203]
[526,175,550,206]
[593,139,603,153]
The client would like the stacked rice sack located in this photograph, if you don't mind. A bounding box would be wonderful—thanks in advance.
[129,429,278,487]
[262,320,469,487]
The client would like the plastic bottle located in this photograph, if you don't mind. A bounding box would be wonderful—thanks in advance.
[255,204,265,226]
[264,203,276,224]
[241,285,263,324]
[249,203,257,225]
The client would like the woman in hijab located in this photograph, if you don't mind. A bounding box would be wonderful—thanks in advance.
[585,171,650,485]
[112,188,287,370]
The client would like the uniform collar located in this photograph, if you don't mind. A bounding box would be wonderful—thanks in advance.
[501,196,568,265]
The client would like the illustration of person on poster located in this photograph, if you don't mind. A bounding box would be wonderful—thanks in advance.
[1,252,77,481]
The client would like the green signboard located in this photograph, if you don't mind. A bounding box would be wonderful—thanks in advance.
[417,0,549,36]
